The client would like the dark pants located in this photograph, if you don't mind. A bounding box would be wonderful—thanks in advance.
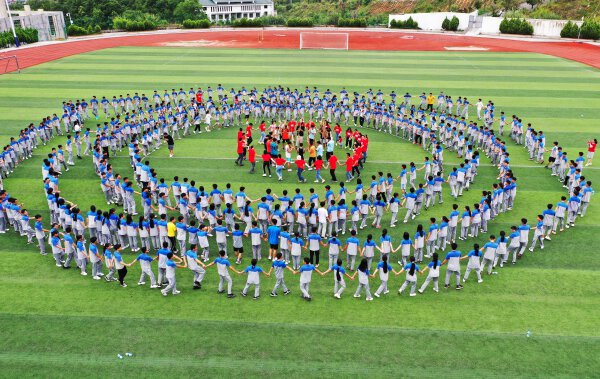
[118,266,127,285]
[236,153,244,166]
[330,169,337,182]
[426,104,433,112]
[309,250,320,265]
[263,162,271,175]
[168,236,177,252]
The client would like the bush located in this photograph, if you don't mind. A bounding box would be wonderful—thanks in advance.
[529,7,560,20]
[579,20,600,40]
[560,21,580,38]
[389,17,419,29]
[0,28,38,48]
[337,18,366,27]
[442,16,460,31]
[67,24,101,36]
[260,15,286,26]
[441,17,450,30]
[286,17,313,27]
[182,19,211,29]
[499,18,534,35]
[231,18,264,27]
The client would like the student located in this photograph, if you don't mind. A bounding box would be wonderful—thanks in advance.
[361,234,376,269]
[321,258,352,299]
[395,231,412,266]
[462,244,483,283]
[418,253,441,294]
[232,224,244,264]
[269,252,295,297]
[397,256,420,296]
[156,242,171,286]
[299,257,323,301]
[371,255,394,298]
[351,258,373,301]
[238,258,269,299]
[34,214,49,256]
[129,246,159,288]
[266,218,281,260]
[529,215,545,252]
[481,235,498,275]
[50,231,65,267]
[161,252,186,296]
[290,232,304,270]
[494,231,509,268]
[103,243,117,282]
[306,227,325,267]
[414,224,425,263]
[184,244,207,290]
[75,234,88,276]
[249,221,265,260]
[326,231,342,269]
[344,230,360,270]
[205,250,239,298]
[507,226,521,264]
[89,237,103,280]
[442,243,463,290]
[113,244,128,287]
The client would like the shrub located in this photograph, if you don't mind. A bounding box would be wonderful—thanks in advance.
[286,17,313,27]
[449,16,460,31]
[260,15,286,26]
[15,28,39,44]
[560,21,580,38]
[579,20,600,40]
[389,17,419,29]
[231,17,264,27]
[337,18,367,27]
[441,17,450,30]
[499,18,533,35]
[182,19,211,29]
[67,24,101,36]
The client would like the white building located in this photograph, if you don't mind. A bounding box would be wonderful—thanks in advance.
[199,0,276,22]
[0,4,66,42]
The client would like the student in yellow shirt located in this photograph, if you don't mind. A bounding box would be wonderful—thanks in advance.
[167,216,177,252]
[426,93,435,112]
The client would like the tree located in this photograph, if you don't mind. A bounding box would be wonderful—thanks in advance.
[173,0,207,23]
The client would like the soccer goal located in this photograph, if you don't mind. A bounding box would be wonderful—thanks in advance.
[0,55,21,74]
[299,32,349,50]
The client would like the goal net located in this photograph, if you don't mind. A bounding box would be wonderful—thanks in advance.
[0,55,21,74]
[299,32,349,50]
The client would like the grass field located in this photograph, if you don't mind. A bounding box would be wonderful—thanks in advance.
[0,47,599,378]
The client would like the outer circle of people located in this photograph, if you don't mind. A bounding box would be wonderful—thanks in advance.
[2,85,594,301]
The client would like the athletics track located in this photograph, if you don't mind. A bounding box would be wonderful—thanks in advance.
[0,28,599,73]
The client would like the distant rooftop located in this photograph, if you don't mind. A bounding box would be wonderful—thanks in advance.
[199,0,273,5]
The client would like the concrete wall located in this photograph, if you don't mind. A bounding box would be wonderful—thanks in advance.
[0,11,66,42]
[389,12,583,38]
[389,12,476,31]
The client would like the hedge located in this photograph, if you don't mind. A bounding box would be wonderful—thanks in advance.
[337,18,367,27]
[442,16,459,31]
[579,20,600,40]
[389,17,419,29]
[499,18,534,36]
[560,20,580,38]
[67,24,101,36]
[113,17,158,31]
[0,28,38,48]
[231,18,264,27]
[286,17,313,27]
[182,19,211,29]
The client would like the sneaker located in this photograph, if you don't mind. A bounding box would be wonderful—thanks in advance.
[353,294,360,298]
[528,248,534,252]
[253,296,260,300]
[150,285,160,289]
[93,276,101,280]
[227,293,236,298]
[477,279,483,283]
[373,292,380,298]
[444,284,450,289]
[456,285,463,290]
[366,297,373,301]
[270,292,277,297]
[80,272,87,276]
[121,283,128,288]
[545,236,551,241]
[241,291,247,297]
[138,282,146,286]
[433,288,439,293]
[173,290,181,295]
[409,293,416,297]
[334,293,341,299]
[283,290,291,295]
[418,289,424,294]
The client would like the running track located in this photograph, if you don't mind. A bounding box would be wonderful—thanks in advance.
[1,29,600,73]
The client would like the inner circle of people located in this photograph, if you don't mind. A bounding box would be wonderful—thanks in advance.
[6,85,595,301]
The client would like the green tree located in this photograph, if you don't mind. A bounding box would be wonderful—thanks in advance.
[173,0,207,22]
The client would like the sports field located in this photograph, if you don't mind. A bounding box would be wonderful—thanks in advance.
[0,47,599,377]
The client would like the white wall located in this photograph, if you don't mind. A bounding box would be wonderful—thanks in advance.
[389,12,477,31]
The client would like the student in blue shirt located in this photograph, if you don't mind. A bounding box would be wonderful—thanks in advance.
[370,255,395,298]
[184,244,207,290]
[238,258,269,299]
[128,246,159,288]
[161,252,186,296]
[266,218,281,261]
[321,258,353,299]
[268,252,296,297]
[442,243,464,290]
[396,256,421,296]
[299,257,324,301]
[351,258,373,301]
[205,250,240,298]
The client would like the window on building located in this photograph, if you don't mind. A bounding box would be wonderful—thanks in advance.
[14,19,22,28]
[264,5,268,8]
[48,16,56,35]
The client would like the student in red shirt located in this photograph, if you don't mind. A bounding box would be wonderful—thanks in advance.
[586,138,597,166]
[313,155,325,183]
[344,153,354,182]
[295,155,307,183]
[345,127,353,149]
[246,123,254,145]
[259,122,266,144]
[274,154,287,181]
[327,154,338,182]
[334,124,342,147]
[235,137,246,166]
[262,150,272,177]
[247,145,256,173]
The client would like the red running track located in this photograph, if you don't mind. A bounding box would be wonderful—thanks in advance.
[1,29,599,73]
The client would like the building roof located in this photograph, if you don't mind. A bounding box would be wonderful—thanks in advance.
[199,0,273,6]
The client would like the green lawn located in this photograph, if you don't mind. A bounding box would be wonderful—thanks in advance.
[0,47,599,378]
